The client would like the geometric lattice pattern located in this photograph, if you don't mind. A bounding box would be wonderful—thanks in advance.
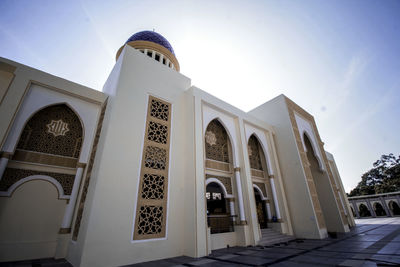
[137,206,163,235]
[205,174,233,195]
[0,167,75,195]
[150,99,169,121]
[205,120,231,163]
[134,96,171,240]
[16,104,83,158]
[141,174,165,199]
[248,135,263,170]
[144,146,167,170]
[147,121,168,144]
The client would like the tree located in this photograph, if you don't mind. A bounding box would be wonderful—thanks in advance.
[348,153,400,197]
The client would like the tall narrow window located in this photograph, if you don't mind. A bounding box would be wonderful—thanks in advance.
[133,96,171,240]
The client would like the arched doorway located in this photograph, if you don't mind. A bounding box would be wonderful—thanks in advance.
[248,135,274,228]
[254,188,268,229]
[359,204,371,217]
[374,202,387,216]
[303,133,343,232]
[204,119,235,234]
[0,104,83,261]
[388,201,400,216]
[206,182,232,234]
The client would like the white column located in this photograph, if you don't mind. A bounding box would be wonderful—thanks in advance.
[229,199,236,221]
[269,176,281,219]
[264,201,272,220]
[0,152,12,181]
[234,167,246,223]
[60,163,86,233]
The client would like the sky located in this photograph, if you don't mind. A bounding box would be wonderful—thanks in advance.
[1,0,399,192]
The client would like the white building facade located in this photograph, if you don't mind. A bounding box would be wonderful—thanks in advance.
[0,31,355,266]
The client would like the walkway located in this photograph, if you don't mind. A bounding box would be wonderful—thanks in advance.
[128,217,400,267]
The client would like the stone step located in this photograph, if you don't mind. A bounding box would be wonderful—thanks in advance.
[258,228,295,246]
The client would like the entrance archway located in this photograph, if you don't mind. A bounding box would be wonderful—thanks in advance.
[359,204,371,217]
[206,182,232,234]
[254,188,268,229]
[388,201,400,216]
[374,202,386,216]
[303,133,343,232]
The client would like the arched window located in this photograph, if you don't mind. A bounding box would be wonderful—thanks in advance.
[205,120,231,163]
[0,104,83,197]
[374,202,387,216]
[359,204,371,217]
[16,104,83,158]
[248,135,264,171]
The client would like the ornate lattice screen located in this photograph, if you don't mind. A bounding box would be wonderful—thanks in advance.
[133,96,171,240]
[248,135,263,171]
[205,120,230,163]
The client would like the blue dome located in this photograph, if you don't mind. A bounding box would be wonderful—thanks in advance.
[126,31,175,55]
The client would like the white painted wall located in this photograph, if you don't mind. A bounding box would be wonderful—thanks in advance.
[0,180,67,262]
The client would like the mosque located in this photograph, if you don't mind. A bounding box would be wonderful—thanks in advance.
[0,31,355,266]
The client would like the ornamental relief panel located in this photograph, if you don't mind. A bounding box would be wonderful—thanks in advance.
[144,146,167,170]
[141,173,165,200]
[147,121,168,144]
[150,99,169,121]
[137,206,163,235]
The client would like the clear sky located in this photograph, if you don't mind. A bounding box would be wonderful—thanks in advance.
[1,0,399,192]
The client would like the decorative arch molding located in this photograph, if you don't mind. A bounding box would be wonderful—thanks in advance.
[2,83,101,162]
[388,200,400,208]
[202,105,239,166]
[0,175,69,199]
[302,131,324,171]
[294,113,325,171]
[357,202,370,211]
[246,130,273,175]
[206,178,233,198]
[253,184,268,201]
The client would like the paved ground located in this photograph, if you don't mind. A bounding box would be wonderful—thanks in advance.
[127,217,400,267]
[1,217,399,266]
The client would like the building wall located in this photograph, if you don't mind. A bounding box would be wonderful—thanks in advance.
[74,46,192,267]
[0,180,67,261]
[0,57,106,264]
[249,95,327,239]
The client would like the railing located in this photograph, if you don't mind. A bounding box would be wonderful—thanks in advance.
[207,214,236,234]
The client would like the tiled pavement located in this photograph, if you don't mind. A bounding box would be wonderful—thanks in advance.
[127,217,400,267]
[1,217,400,266]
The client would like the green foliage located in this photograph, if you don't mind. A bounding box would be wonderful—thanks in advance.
[348,153,400,197]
